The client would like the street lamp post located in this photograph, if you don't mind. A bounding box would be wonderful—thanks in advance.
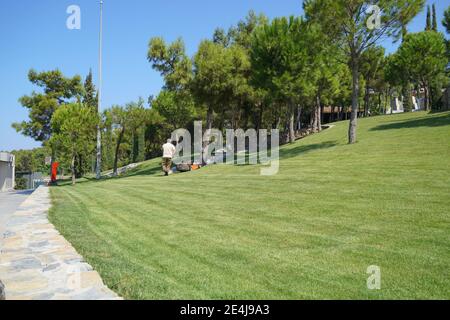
[96,0,103,180]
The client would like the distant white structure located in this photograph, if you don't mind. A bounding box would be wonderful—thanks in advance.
[411,95,424,112]
[0,152,15,192]
[389,97,404,114]
[386,94,424,114]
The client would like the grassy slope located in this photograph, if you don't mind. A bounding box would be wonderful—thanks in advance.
[49,111,450,299]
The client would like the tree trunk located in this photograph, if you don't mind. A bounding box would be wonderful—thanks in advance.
[296,106,302,131]
[276,116,281,130]
[378,93,382,114]
[76,154,83,178]
[289,105,295,143]
[220,107,226,132]
[424,84,431,111]
[348,59,359,144]
[405,85,411,112]
[113,127,125,176]
[384,89,389,114]
[389,90,392,114]
[71,155,76,185]
[317,104,322,132]
[243,105,250,131]
[202,106,214,163]
[256,104,263,132]
[364,84,370,117]
[314,95,322,133]
[311,108,317,132]
[232,110,238,130]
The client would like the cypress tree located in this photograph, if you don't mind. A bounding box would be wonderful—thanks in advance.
[432,4,438,31]
[425,5,431,31]
[444,6,450,34]
[83,69,98,110]
[137,126,146,163]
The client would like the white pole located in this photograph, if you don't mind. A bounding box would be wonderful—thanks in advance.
[96,0,103,180]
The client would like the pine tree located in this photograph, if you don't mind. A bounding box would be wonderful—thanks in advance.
[432,4,438,31]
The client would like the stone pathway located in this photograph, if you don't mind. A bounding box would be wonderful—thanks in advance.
[0,190,33,239]
[0,186,121,300]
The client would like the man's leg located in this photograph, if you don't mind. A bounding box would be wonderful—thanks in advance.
[167,158,172,174]
[162,158,168,175]
[162,158,172,176]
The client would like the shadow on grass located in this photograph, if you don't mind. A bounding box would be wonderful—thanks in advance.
[54,177,99,187]
[52,164,164,187]
[123,164,161,177]
[371,112,450,131]
[280,140,339,159]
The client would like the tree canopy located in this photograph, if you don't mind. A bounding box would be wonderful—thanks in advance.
[304,0,425,143]
[50,103,97,184]
[13,69,83,143]
[393,31,448,110]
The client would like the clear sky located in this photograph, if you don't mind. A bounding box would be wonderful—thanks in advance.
[0,0,448,151]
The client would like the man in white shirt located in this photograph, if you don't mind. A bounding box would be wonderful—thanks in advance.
[162,139,176,176]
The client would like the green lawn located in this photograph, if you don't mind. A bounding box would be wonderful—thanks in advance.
[49,111,450,299]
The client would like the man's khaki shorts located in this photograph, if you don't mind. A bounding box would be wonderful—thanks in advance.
[162,157,172,173]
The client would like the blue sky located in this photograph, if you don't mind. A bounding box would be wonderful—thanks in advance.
[0,0,448,151]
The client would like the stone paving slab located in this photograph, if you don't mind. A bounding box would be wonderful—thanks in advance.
[0,186,121,300]
[0,190,34,238]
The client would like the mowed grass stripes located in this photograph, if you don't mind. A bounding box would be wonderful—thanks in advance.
[49,111,450,299]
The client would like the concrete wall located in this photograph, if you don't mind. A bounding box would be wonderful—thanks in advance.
[0,162,14,192]
[0,153,15,192]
